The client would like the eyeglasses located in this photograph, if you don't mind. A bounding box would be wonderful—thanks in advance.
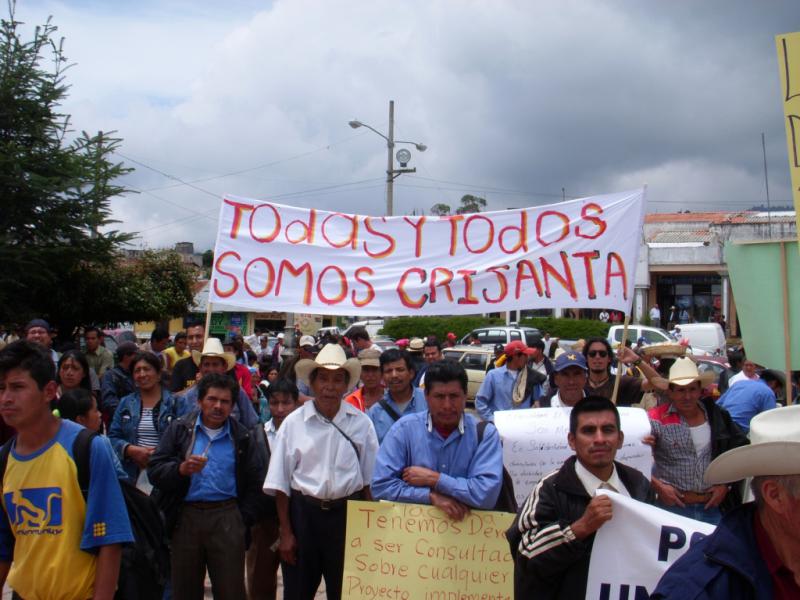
[587,350,608,358]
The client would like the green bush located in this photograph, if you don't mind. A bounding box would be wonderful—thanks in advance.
[379,316,504,342]
[519,317,610,340]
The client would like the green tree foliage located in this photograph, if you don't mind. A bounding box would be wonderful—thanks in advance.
[0,9,195,332]
[429,203,451,216]
[519,317,610,340]
[456,194,487,214]
[379,316,504,342]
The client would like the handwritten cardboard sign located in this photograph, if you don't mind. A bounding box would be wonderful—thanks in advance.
[209,189,645,315]
[342,500,514,600]
[494,407,653,506]
[776,32,800,238]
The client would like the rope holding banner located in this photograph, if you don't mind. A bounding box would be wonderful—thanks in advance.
[610,312,631,405]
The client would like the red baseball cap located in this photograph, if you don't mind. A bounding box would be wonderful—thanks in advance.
[446,332,457,340]
[504,340,535,356]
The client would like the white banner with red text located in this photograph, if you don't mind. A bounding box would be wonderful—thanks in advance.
[209,188,646,315]
[585,490,715,599]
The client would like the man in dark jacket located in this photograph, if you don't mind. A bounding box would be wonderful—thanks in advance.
[514,396,653,599]
[148,373,268,599]
[99,341,138,424]
[652,404,800,599]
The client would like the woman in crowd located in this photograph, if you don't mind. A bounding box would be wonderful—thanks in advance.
[109,351,189,482]
[56,349,94,400]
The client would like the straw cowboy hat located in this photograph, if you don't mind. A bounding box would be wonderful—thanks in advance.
[295,343,361,386]
[705,404,800,485]
[667,357,715,387]
[192,337,236,371]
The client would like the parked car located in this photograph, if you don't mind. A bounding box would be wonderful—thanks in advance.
[460,326,542,349]
[608,325,672,347]
[441,345,497,405]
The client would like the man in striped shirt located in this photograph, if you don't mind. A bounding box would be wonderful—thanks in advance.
[513,396,653,599]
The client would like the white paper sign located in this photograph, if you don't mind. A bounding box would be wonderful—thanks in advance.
[585,490,715,599]
[209,189,646,315]
[494,407,653,506]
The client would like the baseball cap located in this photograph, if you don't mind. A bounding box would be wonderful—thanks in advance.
[358,348,381,368]
[553,351,588,372]
[504,340,535,356]
[299,335,316,348]
[446,332,457,341]
[115,341,139,360]
[25,318,51,333]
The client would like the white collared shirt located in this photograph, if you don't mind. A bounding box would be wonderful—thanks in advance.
[550,391,585,408]
[574,459,631,498]
[263,400,379,500]
[264,419,277,451]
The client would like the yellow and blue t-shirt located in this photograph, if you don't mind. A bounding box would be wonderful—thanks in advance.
[0,420,133,600]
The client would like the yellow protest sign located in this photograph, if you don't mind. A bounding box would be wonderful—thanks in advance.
[342,500,514,600]
[776,32,800,235]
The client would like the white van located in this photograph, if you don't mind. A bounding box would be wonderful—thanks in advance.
[673,323,726,355]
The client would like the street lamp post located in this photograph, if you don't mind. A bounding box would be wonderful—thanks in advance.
[349,100,427,216]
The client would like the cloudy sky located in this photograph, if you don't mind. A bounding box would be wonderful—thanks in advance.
[13,0,800,252]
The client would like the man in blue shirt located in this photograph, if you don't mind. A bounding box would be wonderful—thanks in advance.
[148,373,267,599]
[475,341,541,422]
[372,360,503,519]
[717,372,781,433]
[367,348,427,444]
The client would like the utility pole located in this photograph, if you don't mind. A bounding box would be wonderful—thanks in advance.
[386,100,395,216]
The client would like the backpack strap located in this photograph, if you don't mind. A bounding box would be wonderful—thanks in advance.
[378,398,402,422]
[72,428,98,501]
[0,437,15,485]
[477,420,488,443]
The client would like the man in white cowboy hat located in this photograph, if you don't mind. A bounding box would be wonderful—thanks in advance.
[647,357,749,524]
[652,404,800,599]
[263,344,378,600]
[180,337,259,428]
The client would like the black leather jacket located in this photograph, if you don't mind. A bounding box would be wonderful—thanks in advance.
[147,410,270,535]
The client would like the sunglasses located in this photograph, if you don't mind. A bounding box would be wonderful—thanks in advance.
[587,350,608,358]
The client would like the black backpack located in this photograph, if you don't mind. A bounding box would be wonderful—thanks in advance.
[0,429,170,599]
[477,421,518,513]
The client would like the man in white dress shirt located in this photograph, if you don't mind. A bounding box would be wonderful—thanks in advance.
[263,344,378,600]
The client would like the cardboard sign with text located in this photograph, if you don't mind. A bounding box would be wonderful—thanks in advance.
[342,500,514,600]
[494,407,653,506]
[585,490,715,599]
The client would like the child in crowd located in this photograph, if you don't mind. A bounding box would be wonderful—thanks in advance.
[246,378,300,600]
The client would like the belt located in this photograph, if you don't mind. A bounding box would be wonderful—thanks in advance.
[681,491,712,504]
[184,498,238,510]
[296,492,361,511]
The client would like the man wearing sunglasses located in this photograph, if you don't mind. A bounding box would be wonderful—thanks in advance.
[582,338,667,406]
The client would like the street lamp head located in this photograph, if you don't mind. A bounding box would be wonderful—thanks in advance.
[348,120,362,129]
[415,143,427,152]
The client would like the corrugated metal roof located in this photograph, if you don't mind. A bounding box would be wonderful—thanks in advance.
[649,230,714,244]
[645,211,796,225]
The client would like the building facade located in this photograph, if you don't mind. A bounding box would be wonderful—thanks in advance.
[633,211,796,335]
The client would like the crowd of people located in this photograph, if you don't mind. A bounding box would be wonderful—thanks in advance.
[0,318,796,600]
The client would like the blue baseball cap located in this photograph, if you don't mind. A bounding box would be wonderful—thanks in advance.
[554,351,588,372]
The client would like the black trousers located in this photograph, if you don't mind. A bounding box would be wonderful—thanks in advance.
[282,494,349,600]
